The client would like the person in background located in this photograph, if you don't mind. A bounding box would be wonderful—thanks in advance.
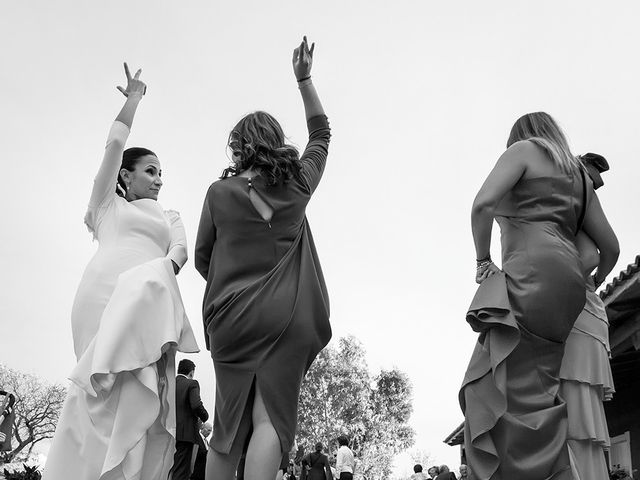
[335,436,355,480]
[172,359,209,480]
[427,466,440,479]
[285,461,297,480]
[458,464,471,480]
[191,422,213,480]
[410,464,430,480]
[301,442,333,480]
[435,465,457,480]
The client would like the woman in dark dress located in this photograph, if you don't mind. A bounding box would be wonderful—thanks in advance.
[301,443,333,480]
[460,112,619,479]
[195,37,331,480]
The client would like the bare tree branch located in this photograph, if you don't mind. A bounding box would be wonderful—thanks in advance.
[0,364,67,463]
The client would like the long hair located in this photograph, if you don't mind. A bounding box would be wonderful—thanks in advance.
[117,147,157,197]
[221,111,301,186]
[507,112,581,172]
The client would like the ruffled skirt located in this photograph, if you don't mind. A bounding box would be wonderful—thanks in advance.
[460,272,575,480]
[43,258,199,480]
[560,287,614,480]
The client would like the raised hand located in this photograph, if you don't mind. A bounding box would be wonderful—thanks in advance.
[116,62,147,98]
[292,36,315,81]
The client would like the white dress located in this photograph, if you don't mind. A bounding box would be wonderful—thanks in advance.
[43,121,199,480]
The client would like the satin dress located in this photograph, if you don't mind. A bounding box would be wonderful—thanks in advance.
[461,170,589,480]
[43,121,199,480]
[559,270,614,480]
[195,115,332,455]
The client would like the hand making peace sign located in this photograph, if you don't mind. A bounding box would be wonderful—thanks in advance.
[116,62,147,98]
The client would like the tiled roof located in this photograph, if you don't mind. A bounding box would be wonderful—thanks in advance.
[600,255,640,301]
[443,421,465,446]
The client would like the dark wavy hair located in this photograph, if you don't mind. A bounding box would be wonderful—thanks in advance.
[221,111,301,186]
[116,147,157,197]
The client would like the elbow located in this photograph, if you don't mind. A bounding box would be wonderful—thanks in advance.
[609,239,621,263]
[194,254,209,280]
[471,198,496,218]
[600,236,620,265]
[168,246,188,273]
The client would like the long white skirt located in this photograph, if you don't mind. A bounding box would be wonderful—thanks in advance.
[43,258,199,480]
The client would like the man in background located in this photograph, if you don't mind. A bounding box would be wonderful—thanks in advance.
[171,359,209,480]
[335,435,355,480]
[458,464,471,480]
[410,464,430,480]
[435,465,457,480]
[190,421,212,480]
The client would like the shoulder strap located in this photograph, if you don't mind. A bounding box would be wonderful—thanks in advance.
[575,167,588,235]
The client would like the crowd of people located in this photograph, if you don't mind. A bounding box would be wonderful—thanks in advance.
[410,464,470,480]
[32,26,619,480]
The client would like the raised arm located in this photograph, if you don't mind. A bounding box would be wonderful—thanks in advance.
[86,64,146,231]
[293,36,331,194]
[293,36,325,120]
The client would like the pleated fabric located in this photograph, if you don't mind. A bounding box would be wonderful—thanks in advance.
[560,282,614,480]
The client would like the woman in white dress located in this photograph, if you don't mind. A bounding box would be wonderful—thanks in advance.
[43,64,199,480]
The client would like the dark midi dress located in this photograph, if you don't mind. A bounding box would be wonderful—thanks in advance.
[460,169,590,480]
[194,115,332,455]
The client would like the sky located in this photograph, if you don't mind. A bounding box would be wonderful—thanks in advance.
[2,0,640,475]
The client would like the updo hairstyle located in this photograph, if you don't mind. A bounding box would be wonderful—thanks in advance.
[116,147,157,197]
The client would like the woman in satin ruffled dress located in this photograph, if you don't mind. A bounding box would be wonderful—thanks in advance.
[460,112,619,480]
[559,152,615,480]
[43,64,198,480]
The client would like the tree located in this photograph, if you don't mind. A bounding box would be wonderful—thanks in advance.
[0,365,67,463]
[297,336,415,480]
[407,448,434,472]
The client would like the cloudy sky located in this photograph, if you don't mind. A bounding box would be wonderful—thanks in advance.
[2,0,639,473]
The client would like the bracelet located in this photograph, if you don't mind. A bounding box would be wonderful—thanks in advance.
[476,260,493,271]
[297,75,311,82]
[297,78,313,89]
[476,254,491,264]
